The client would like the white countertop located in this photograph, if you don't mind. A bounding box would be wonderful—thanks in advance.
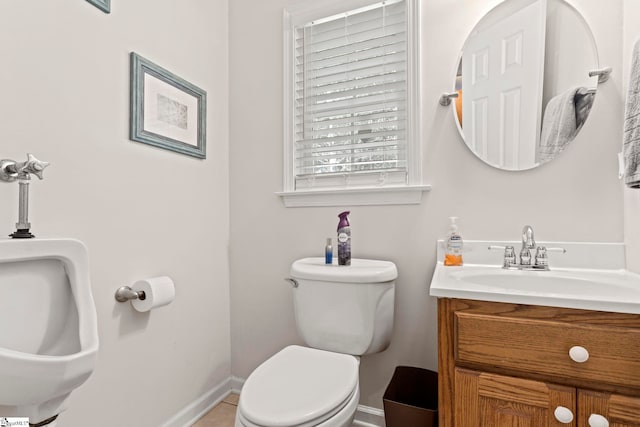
[429,240,640,314]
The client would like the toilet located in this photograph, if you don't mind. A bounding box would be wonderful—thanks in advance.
[235,257,397,427]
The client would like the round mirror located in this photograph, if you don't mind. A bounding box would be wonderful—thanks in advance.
[453,0,601,171]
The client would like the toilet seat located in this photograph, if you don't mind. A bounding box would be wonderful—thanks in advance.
[238,345,359,427]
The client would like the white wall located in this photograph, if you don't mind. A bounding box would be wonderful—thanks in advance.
[0,1,230,426]
[229,0,624,409]
[623,1,640,272]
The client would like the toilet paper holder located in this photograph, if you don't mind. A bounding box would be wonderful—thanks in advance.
[114,286,146,302]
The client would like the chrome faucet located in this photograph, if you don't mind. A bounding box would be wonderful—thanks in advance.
[489,225,565,271]
[520,225,536,266]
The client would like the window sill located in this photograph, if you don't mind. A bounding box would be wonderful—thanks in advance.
[276,185,432,207]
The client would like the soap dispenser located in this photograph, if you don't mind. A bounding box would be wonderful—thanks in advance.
[444,216,463,266]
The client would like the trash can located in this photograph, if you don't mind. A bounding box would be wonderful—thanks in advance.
[383,366,438,427]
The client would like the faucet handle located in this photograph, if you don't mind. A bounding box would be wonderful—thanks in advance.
[488,245,517,268]
[504,246,516,267]
[535,247,565,269]
[546,247,567,254]
[535,246,548,267]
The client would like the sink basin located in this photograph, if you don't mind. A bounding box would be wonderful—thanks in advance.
[429,240,640,314]
[449,267,640,295]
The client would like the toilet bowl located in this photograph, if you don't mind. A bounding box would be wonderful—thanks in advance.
[236,346,360,427]
[236,258,396,427]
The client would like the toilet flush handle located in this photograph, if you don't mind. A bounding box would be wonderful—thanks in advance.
[284,278,299,288]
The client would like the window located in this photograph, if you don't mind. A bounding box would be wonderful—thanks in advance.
[280,0,428,207]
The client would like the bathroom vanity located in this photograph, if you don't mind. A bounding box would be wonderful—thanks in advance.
[430,239,640,426]
[437,298,640,426]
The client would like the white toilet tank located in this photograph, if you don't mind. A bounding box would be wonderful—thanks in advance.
[290,258,396,355]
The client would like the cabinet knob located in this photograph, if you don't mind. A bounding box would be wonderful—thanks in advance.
[554,406,574,423]
[588,414,609,427]
[569,345,590,363]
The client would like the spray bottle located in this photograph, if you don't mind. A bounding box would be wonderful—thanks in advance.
[337,211,351,266]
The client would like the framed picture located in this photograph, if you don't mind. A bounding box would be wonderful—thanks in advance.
[130,53,207,159]
[86,0,110,13]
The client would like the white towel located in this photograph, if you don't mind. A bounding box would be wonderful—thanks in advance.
[624,39,640,188]
[538,87,580,164]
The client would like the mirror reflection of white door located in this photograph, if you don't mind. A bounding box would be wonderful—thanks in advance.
[462,0,546,170]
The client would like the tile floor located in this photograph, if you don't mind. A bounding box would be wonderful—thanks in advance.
[192,393,239,427]
[193,393,362,427]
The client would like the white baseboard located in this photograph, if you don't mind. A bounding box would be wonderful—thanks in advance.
[353,404,386,427]
[161,377,233,427]
[165,375,386,427]
[230,375,245,394]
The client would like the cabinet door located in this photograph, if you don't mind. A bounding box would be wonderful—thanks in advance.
[455,368,576,426]
[578,389,640,427]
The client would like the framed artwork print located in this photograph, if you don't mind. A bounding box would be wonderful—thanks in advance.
[130,52,207,159]
[86,0,110,13]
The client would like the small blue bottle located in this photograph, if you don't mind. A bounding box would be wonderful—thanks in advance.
[325,238,333,264]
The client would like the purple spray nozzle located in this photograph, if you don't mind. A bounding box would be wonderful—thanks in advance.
[337,211,350,230]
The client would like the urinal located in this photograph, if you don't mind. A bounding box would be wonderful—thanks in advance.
[0,238,99,426]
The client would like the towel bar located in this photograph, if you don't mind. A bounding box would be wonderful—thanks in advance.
[439,92,459,106]
[589,66,612,83]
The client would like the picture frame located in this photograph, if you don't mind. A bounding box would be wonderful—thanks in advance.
[86,0,110,13]
[129,52,207,159]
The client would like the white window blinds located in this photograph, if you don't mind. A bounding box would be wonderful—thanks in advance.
[294,0,408,190]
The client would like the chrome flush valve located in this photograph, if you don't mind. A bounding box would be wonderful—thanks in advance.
[1,153,49,182]
[0,153,50,238]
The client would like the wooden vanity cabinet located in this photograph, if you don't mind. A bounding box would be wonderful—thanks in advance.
[578,389,640,426]
[438,298,640,427]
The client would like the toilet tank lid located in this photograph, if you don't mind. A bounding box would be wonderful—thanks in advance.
[291,257,397,283]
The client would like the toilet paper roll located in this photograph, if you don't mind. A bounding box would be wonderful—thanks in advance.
[131,276,175,312]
